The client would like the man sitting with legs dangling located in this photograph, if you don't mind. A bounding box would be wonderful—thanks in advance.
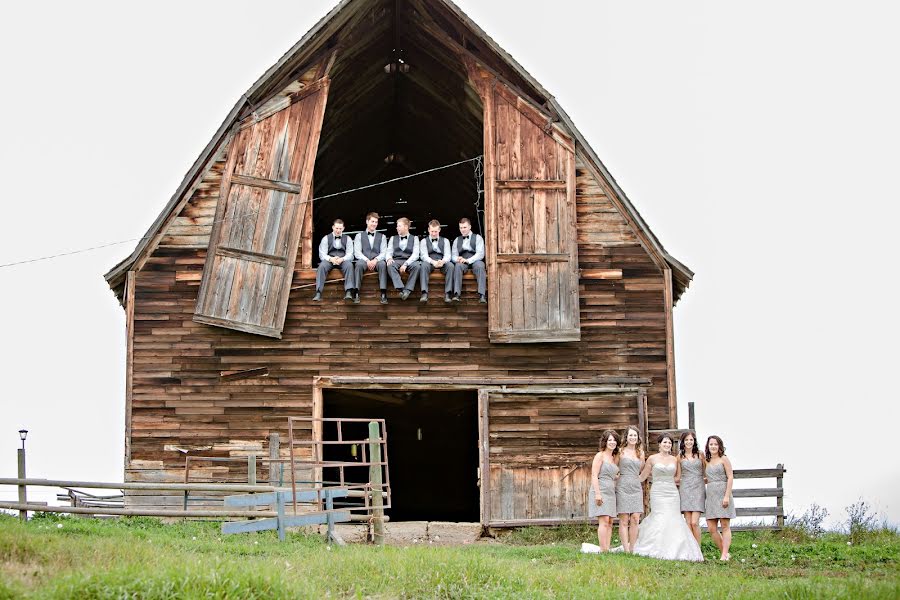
[451,217,486,303]
[313,218,355,302]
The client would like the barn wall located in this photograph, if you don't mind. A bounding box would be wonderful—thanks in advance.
[487,388,643,522]
[125,151,671,504]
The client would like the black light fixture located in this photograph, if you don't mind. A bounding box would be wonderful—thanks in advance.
[18,429,28,450]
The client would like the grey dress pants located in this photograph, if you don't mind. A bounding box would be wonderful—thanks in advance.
[453,260,486,295]
[354,259,387,291]
[316,259,355,291]
[419,262,454,293]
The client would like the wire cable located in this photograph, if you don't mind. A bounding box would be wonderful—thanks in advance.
[0,155,484,270]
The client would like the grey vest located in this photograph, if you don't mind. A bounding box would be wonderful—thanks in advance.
[424,236,447,260]
[360,231,384,259]
[390,235,415,260]
[326,233,350,257]
[455,234,478,259]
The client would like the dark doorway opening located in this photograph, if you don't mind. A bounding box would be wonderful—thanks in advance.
[323,388,479,522]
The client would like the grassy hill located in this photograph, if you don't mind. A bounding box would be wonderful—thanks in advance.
[1,514,897,598]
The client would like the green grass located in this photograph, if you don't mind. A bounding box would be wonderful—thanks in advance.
[0,514,897,599]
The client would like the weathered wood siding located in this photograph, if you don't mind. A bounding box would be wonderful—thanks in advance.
[485,80,581,343]
[126,150,670,507]
[487,388,642,522]
[194,78,329,338]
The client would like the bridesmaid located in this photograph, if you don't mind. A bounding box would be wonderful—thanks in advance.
[589,429,620,551]
[616,425,645,553]
[677,430,705,546]
[705,435,735,561]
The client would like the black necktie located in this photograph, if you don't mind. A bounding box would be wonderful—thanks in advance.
[463,236,470,240]
[400,236,408,240]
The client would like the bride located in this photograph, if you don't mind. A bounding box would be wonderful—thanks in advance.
[631,433,704,562]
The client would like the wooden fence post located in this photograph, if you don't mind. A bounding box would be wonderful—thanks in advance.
[276,491,286,542]
[368,421,385,546]
[776,463,785,530]
[248,455,257,485]
[17,448,27,522]
[268,433,280,486]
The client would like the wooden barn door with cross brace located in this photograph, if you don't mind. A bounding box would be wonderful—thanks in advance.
[480,76,580,343]
[194,78,329,338]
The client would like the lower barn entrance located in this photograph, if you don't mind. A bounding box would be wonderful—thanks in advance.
[322,389,479,522]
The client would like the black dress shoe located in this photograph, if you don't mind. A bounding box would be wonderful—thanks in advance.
[400,289,411,300]
[444,293,451,303]
[353,294,361,304]
[479,294,487,304]
[420,293,428,303]
[343,290,353,301]
[313,291,322,302]
[380,293,388,304]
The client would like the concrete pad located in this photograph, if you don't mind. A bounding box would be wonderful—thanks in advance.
[427,522,483,545]
[331,523,369,543]
[384,520,429,545]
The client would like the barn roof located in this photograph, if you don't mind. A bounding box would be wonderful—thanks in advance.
[104,0,693,301]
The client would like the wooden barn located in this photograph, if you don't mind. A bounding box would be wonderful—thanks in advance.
[104,0,693,526]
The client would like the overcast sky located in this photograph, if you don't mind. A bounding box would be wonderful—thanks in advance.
[1,0,897,528]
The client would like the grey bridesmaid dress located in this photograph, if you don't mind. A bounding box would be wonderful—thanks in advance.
[705,462,736,519]
[588,460,619,518]
[678,457,706,512]
[615,455,644,514]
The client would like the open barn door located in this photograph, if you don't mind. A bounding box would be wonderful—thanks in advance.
[481,78,580,343]
[193,78,329,338]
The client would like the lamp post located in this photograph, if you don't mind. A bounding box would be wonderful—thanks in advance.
[17,429,28,521]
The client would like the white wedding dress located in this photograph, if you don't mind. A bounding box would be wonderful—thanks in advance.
[631,461,704,561]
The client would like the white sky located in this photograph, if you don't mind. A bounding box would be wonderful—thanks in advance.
[1,0,898,528]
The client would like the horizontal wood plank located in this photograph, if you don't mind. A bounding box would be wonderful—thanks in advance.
[496,253,569,264]
[495,180,566,190]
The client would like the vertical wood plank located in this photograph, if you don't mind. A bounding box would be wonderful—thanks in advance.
[478,390,491,526]
[565,150,579,332]
[663,268,677,427]
[124,271,136,464]
[510,98,521,180]
[481,78,501,332]
[312,383,324,492]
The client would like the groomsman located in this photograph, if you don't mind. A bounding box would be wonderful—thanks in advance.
[385,217,420,301]
[451,217,486,303]
[353,212,388,304]
[313,218,355,302]
[418,219,453,303]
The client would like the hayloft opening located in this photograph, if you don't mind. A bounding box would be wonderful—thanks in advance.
[311,0,485,253]
[322,388,480,522]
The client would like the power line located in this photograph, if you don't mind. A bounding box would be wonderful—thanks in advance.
[0,155,483,270]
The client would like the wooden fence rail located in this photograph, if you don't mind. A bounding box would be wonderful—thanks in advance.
[0,478,376,521]
[732,464,786,530]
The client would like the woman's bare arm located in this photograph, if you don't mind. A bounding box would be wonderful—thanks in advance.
[722,456,734,507]
[638,455,654,483]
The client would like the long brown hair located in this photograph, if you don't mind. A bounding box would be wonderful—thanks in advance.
[705,435,726,461]
[598,429,620,456]
[679,430,700,459]
[621,425,644,459]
